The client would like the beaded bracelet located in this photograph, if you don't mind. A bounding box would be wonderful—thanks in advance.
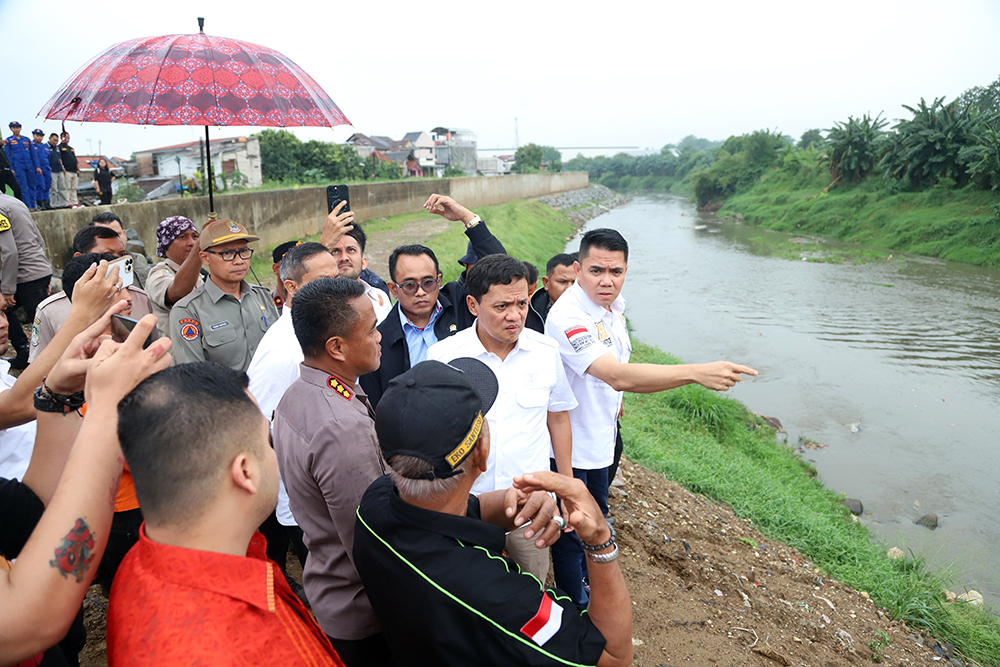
[33,377,85,415]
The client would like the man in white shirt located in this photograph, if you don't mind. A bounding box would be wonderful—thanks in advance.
[545,227,758,603]
[246,242,340,591]
[427,254,576,580]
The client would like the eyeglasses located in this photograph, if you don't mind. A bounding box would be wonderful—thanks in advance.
[397,277,440,295]
[205,247,254,261]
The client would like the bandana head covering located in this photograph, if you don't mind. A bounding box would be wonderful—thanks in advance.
[156,216,197,258]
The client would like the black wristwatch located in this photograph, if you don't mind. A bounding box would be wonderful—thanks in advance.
[34,378,85,414]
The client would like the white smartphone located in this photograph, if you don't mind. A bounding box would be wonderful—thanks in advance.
[106,255,135,289]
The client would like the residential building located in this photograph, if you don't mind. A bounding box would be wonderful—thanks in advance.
[133,136,262,198]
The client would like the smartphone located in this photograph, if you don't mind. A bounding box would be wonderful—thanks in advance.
[110,314,154,349]
[106,255,135,289]
[327,184,350,214]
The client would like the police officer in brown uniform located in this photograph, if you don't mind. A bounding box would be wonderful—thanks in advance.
[168,219,278,373]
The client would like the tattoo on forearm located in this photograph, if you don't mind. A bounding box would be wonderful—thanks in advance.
[50,518,96,582]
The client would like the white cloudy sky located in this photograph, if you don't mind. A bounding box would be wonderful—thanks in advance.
[3,0,999,159]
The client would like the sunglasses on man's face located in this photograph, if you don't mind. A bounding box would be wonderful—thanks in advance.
[397,277,440,296]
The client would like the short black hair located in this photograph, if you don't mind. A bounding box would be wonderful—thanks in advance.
[63,252,118,300]
[279,242,330,284]
[579,228,629,263]
[73,225,120,254]
[467,254,530,302]
[91,211,122,225]
[523,261,538,285]
[291,277,367,357]
[272,240,299,264]
[546,253,576,274]
[117,363,262,526]
[345,223,367,253]
[388,244,439,283]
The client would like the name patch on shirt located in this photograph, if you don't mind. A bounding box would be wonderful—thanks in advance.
[0,214,10,232]
[327,375,353,401]
[178,318,200,341]
[209,321,230,331]
[564,325,595,353]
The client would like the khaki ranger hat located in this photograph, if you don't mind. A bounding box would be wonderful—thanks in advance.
[199,218,260,250]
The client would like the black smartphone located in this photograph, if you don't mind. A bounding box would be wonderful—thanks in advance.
[110,314,154,349]
[327,184,350,214]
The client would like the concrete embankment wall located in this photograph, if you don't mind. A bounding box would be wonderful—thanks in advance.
[32,172,589,270]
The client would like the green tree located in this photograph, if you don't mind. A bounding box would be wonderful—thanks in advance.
[540,145,562,172]
[513,143,543,173]
[880,97,985,189]
[256,129,302,181]
[798,129,823,149]
[442,164,467,178]
[825,113,888,183]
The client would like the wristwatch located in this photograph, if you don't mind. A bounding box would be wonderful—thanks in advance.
[464,214,481,229]
[587,543,619,563]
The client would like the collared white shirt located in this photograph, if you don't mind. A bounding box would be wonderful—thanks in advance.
[427,321,577,495]
[246,310,303,526]
[401,301,443,366]
[0,360,37,481]
[364,281,391,324]
[545,281,631,469]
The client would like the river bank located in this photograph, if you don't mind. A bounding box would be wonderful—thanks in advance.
[715,168,1000,270]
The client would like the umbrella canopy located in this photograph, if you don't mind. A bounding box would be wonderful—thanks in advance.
[39,32,350,128]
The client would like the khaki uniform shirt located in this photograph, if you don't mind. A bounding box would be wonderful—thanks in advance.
[0,194,51,293]
[145,258,205,338]
[29,287,155,363]
[272,364,386,641]
[168,277,278,373]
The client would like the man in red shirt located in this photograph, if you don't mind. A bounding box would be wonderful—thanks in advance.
[107,362,344,666]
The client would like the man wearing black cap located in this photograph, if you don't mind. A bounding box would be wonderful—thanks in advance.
[4,123,40,209]
[359,193,507,407]
[354,359,633,667]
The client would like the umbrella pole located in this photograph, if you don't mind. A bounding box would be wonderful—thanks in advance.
[205,125,215,214]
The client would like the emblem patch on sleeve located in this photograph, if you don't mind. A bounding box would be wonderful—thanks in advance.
[0,214,10,232]
[520,593,564,646]
[327,375,354,401]
[178,318,200,341]
[564,325,595,353]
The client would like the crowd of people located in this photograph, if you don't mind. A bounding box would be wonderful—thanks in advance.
[0,189,756,666]
[3,123,80,211]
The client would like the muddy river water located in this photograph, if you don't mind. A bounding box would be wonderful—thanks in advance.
[571,193,1000,604]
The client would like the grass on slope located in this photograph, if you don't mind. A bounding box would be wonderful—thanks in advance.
[622,340,1000,665]
[720,167,1000,269]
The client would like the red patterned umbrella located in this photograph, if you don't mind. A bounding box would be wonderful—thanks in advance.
[38,19,350,211]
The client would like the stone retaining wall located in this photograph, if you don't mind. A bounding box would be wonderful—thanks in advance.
[31,172,588,270]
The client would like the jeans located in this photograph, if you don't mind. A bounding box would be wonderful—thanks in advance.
[549,462,609,604]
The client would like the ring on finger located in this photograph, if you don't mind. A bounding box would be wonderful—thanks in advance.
[552,516,566,530]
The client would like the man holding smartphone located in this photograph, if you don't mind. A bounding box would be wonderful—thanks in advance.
[168,219,278,373]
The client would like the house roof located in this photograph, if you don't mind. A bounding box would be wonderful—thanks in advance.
[136,136,248,154]
[77,155,124,169]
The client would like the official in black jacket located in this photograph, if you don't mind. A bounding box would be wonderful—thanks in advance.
[360,194,509,407]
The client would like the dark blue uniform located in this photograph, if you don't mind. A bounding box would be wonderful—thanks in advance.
[3,135,39,208]
[30,139,51,208]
